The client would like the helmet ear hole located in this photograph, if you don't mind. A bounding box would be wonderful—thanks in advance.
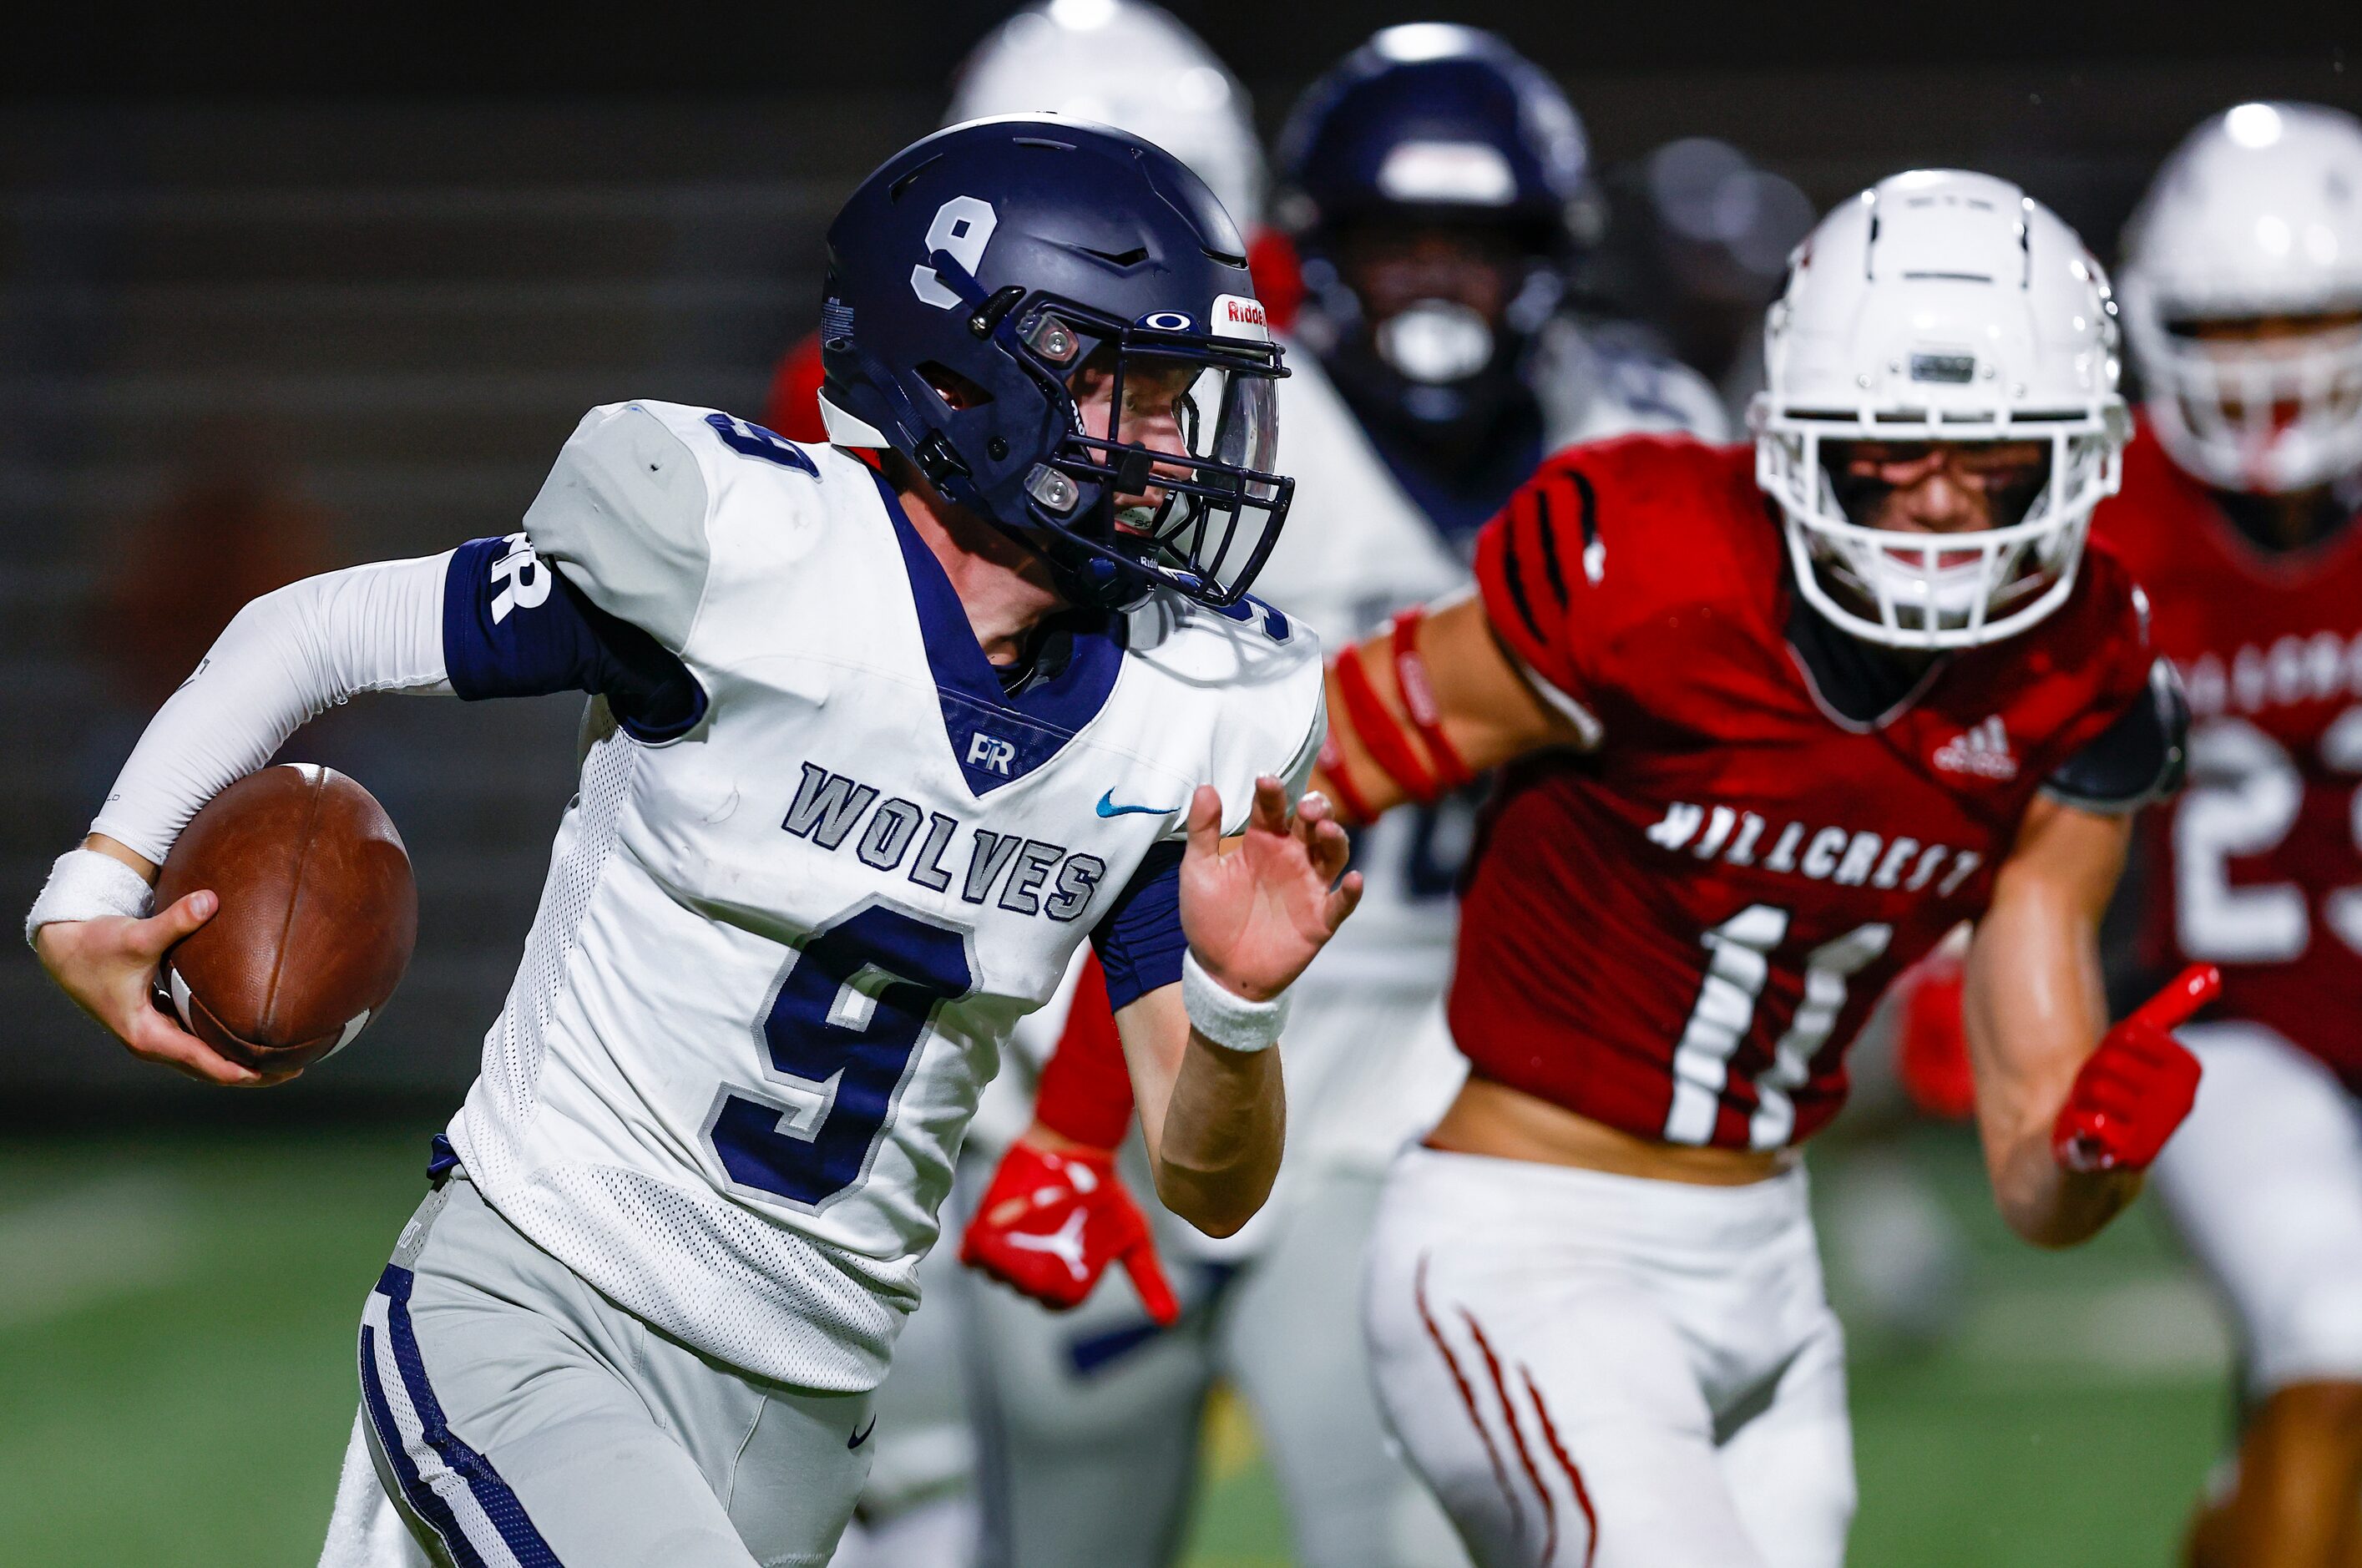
[917,362,995,412]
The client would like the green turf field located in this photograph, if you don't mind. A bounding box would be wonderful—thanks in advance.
[0,1122,2226,1566]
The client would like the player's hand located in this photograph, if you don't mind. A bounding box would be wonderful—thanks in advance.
[2051,964,2219,1174]
[960,1133,1181,1326]
[1179,778,1362,1004]
[33,896,291,1088]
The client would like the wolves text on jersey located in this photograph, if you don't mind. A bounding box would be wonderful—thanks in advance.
[782,761,1110,922]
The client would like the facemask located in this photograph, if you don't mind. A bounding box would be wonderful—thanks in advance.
[1375,300,1495,385]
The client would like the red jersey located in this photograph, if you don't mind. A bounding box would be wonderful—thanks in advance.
[2092,427,2362,1085]
[1457,435,2157,1151]
[765,332,830,443]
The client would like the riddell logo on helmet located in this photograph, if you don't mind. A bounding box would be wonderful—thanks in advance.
[1211,294,1270,342]
[1932,717,2018,780]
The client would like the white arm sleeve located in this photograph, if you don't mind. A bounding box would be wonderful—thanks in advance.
[89,553,454,864]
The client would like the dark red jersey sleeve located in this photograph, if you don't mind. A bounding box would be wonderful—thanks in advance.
[1032,953,1135,1149]
[1472,435,1765,721]
[764,333,829,445]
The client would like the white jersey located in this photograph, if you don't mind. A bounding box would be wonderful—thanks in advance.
[447,402,1323,1391]
[1237,327,1726,1179]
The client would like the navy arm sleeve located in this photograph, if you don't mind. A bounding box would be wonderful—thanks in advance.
[442,534,707,741]
[1091,842,1186,1011]
[2045,657,2190,813]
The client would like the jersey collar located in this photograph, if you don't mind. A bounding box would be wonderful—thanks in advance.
[870,469,1126,797]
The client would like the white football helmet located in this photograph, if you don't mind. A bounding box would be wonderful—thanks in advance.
[2120,102,2362,495]
[1753,170,2127,650]
[947,0,1267,229]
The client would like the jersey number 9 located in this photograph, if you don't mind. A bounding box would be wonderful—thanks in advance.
[709,903,975,1209]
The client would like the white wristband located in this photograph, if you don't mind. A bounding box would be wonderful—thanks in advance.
[26,848,155,949]
[1181,949,1290,1054]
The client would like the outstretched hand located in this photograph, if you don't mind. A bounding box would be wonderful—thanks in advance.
[2051,964,2218,1174]
[33,893,295,1088]
[1178,777,1362,1004]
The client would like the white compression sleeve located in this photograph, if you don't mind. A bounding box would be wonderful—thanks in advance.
[88,553,455,866]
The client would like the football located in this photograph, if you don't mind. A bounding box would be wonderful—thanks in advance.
[151,763,417,1072]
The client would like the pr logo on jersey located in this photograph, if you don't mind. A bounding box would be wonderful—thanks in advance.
[1932,716,2018,781]
[488,532,551,624]
[966,732,1018,776]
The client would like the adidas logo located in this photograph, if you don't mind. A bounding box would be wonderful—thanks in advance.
[1933,716,2017,781]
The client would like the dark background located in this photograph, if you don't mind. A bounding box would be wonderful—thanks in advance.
[5,2,2358,1116]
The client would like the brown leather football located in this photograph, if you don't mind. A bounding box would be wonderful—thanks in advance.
[152,763,417,1071]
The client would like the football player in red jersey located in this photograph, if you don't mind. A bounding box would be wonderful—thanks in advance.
[972,168,2214,1565]
[2102,103,2362,1568]
[1319,170,2208,1568]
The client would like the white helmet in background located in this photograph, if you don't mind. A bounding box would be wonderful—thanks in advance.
[948,0,1267,229]
[2120,102,2362,495]
[1753,170,2127,650]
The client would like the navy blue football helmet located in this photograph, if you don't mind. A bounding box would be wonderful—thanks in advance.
[819,116,1292,611]
[1276,26,1595,439]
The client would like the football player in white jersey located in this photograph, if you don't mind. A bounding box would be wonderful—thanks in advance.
[954,28,1726,1568]
[27,118,1357,1568]
[789,10,1283,1566]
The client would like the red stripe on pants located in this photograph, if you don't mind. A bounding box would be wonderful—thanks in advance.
[1460,1308,1558,1566]
[1414,1254,1529,1555]
[1522,1368,1600,1568]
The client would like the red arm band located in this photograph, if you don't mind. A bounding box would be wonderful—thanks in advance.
[1317,726,1381,826]
[1389,606,1474,793]
[1032,952,1136,1149]
[1333,639,1443,807]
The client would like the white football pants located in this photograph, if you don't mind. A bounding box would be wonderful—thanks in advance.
[961,1155,1467,1568]
[1364,1147,1854,1568]
[2152,1019,2362,1397]
[320,1177,875,1568]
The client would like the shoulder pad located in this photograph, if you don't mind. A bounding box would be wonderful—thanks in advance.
[2043,657,2190,813]
[523,403,715,653]
[1476,437,1763,706]
[1540,321,1734,446]
[1125,592,1325,835]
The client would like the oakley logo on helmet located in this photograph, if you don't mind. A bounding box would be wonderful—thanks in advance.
[911,196,999,310]
[1138,311,1196,332]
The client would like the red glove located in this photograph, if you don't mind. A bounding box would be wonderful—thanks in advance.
[960,1136,1181,1326]
[1895,944,1975,1122]
[2051,964,2219,1174]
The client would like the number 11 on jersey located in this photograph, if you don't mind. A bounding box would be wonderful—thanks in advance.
[1666,903,1893,1149]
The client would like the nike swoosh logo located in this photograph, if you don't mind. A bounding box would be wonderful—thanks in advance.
[1096,790,1176,819]
[847,1415,877,1450]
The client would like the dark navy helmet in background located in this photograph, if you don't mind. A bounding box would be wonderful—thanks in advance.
[818,116,1292,611]
[1276,24,1595,439]
[1277,23,1592,249]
